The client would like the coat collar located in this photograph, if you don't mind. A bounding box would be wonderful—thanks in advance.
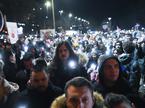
[50,92,106,108]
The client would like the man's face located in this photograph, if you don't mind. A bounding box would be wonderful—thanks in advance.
[23,60,33,70]
[103,59,120,82]
[9,54,16,64]
[58,44,70,61]
[30,71,48,92]
[66,86,94,108]
[114,102,133,108]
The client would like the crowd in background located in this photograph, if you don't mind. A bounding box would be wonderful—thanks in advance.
[0,28,145,108]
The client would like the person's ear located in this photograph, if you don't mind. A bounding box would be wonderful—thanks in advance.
[27,79,31,86]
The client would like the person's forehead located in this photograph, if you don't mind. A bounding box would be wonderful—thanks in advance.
[31,71,47,79]
[67,86,91,97]
[59,44,67,50]
[114,102,132,108]
[104,59,118,65]
[23,60,32,63]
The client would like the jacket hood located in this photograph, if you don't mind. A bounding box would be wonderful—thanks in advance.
[97,55,122,83]
[50,92,106,108]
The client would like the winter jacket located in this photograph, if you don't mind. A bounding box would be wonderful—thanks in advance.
[93,77,132,97]
[3,62,18,82]
[17,82,63,108]
[51,92,106,108]
[48,62,89,89]
[93,55,132,97]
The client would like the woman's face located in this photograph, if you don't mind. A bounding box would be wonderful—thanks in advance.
[103,59,120,82]
[58,44,70,61]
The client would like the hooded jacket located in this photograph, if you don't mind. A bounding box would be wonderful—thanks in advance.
[93,55,132,97]
[97,55,122,83]
[50,92,106,108]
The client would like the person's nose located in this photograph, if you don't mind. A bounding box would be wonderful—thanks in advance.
[38,80,44,85]
[77,101,84,108]
[110,66,116,73]
[62,50,66,55]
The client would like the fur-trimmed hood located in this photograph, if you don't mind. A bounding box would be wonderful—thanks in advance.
[3,78,19,93]
[0,76,19,98]
[51,92,106,108]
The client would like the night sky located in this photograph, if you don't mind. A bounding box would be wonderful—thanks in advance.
[0,0,145,29]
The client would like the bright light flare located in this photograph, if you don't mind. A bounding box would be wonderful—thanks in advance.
[45,1,51,8]
[17,105,27,108]
[90,63,96,70]
[24,46,28,52]
[68,60,76,69]
[68,13,73,18]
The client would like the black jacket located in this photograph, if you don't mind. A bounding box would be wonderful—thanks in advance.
[93,77,132,97]
[3,62,18,82]
[17,82,63,108]
[93,55,132,97]
[49,62,88,89]
[0,91,19,108]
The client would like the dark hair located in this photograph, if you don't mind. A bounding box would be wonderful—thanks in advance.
[4,49,14,63]
[122,41,135,54]
[64,77,93,96]
[33,58,47,68]
[32,58,49,75]
[105,93,132,108]
[23,52,33,61]
[53,41,78,64]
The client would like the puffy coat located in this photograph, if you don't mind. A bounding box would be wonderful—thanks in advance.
[51,92,106,108]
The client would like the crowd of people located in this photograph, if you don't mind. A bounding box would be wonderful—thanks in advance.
[0,28,145,108]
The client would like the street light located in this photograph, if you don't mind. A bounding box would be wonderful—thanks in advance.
[59,10,64,15]
[108,17,112,30]
[32,8,36,11]
[108,17,112,21]
[51,0,56,32]
[78,18,81,21]
[45,1,51,9]
[45,1,51,28]
[74,16,78,19]
[68,13,73,30]
[45,0,55,32]
[68,13,73,18]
